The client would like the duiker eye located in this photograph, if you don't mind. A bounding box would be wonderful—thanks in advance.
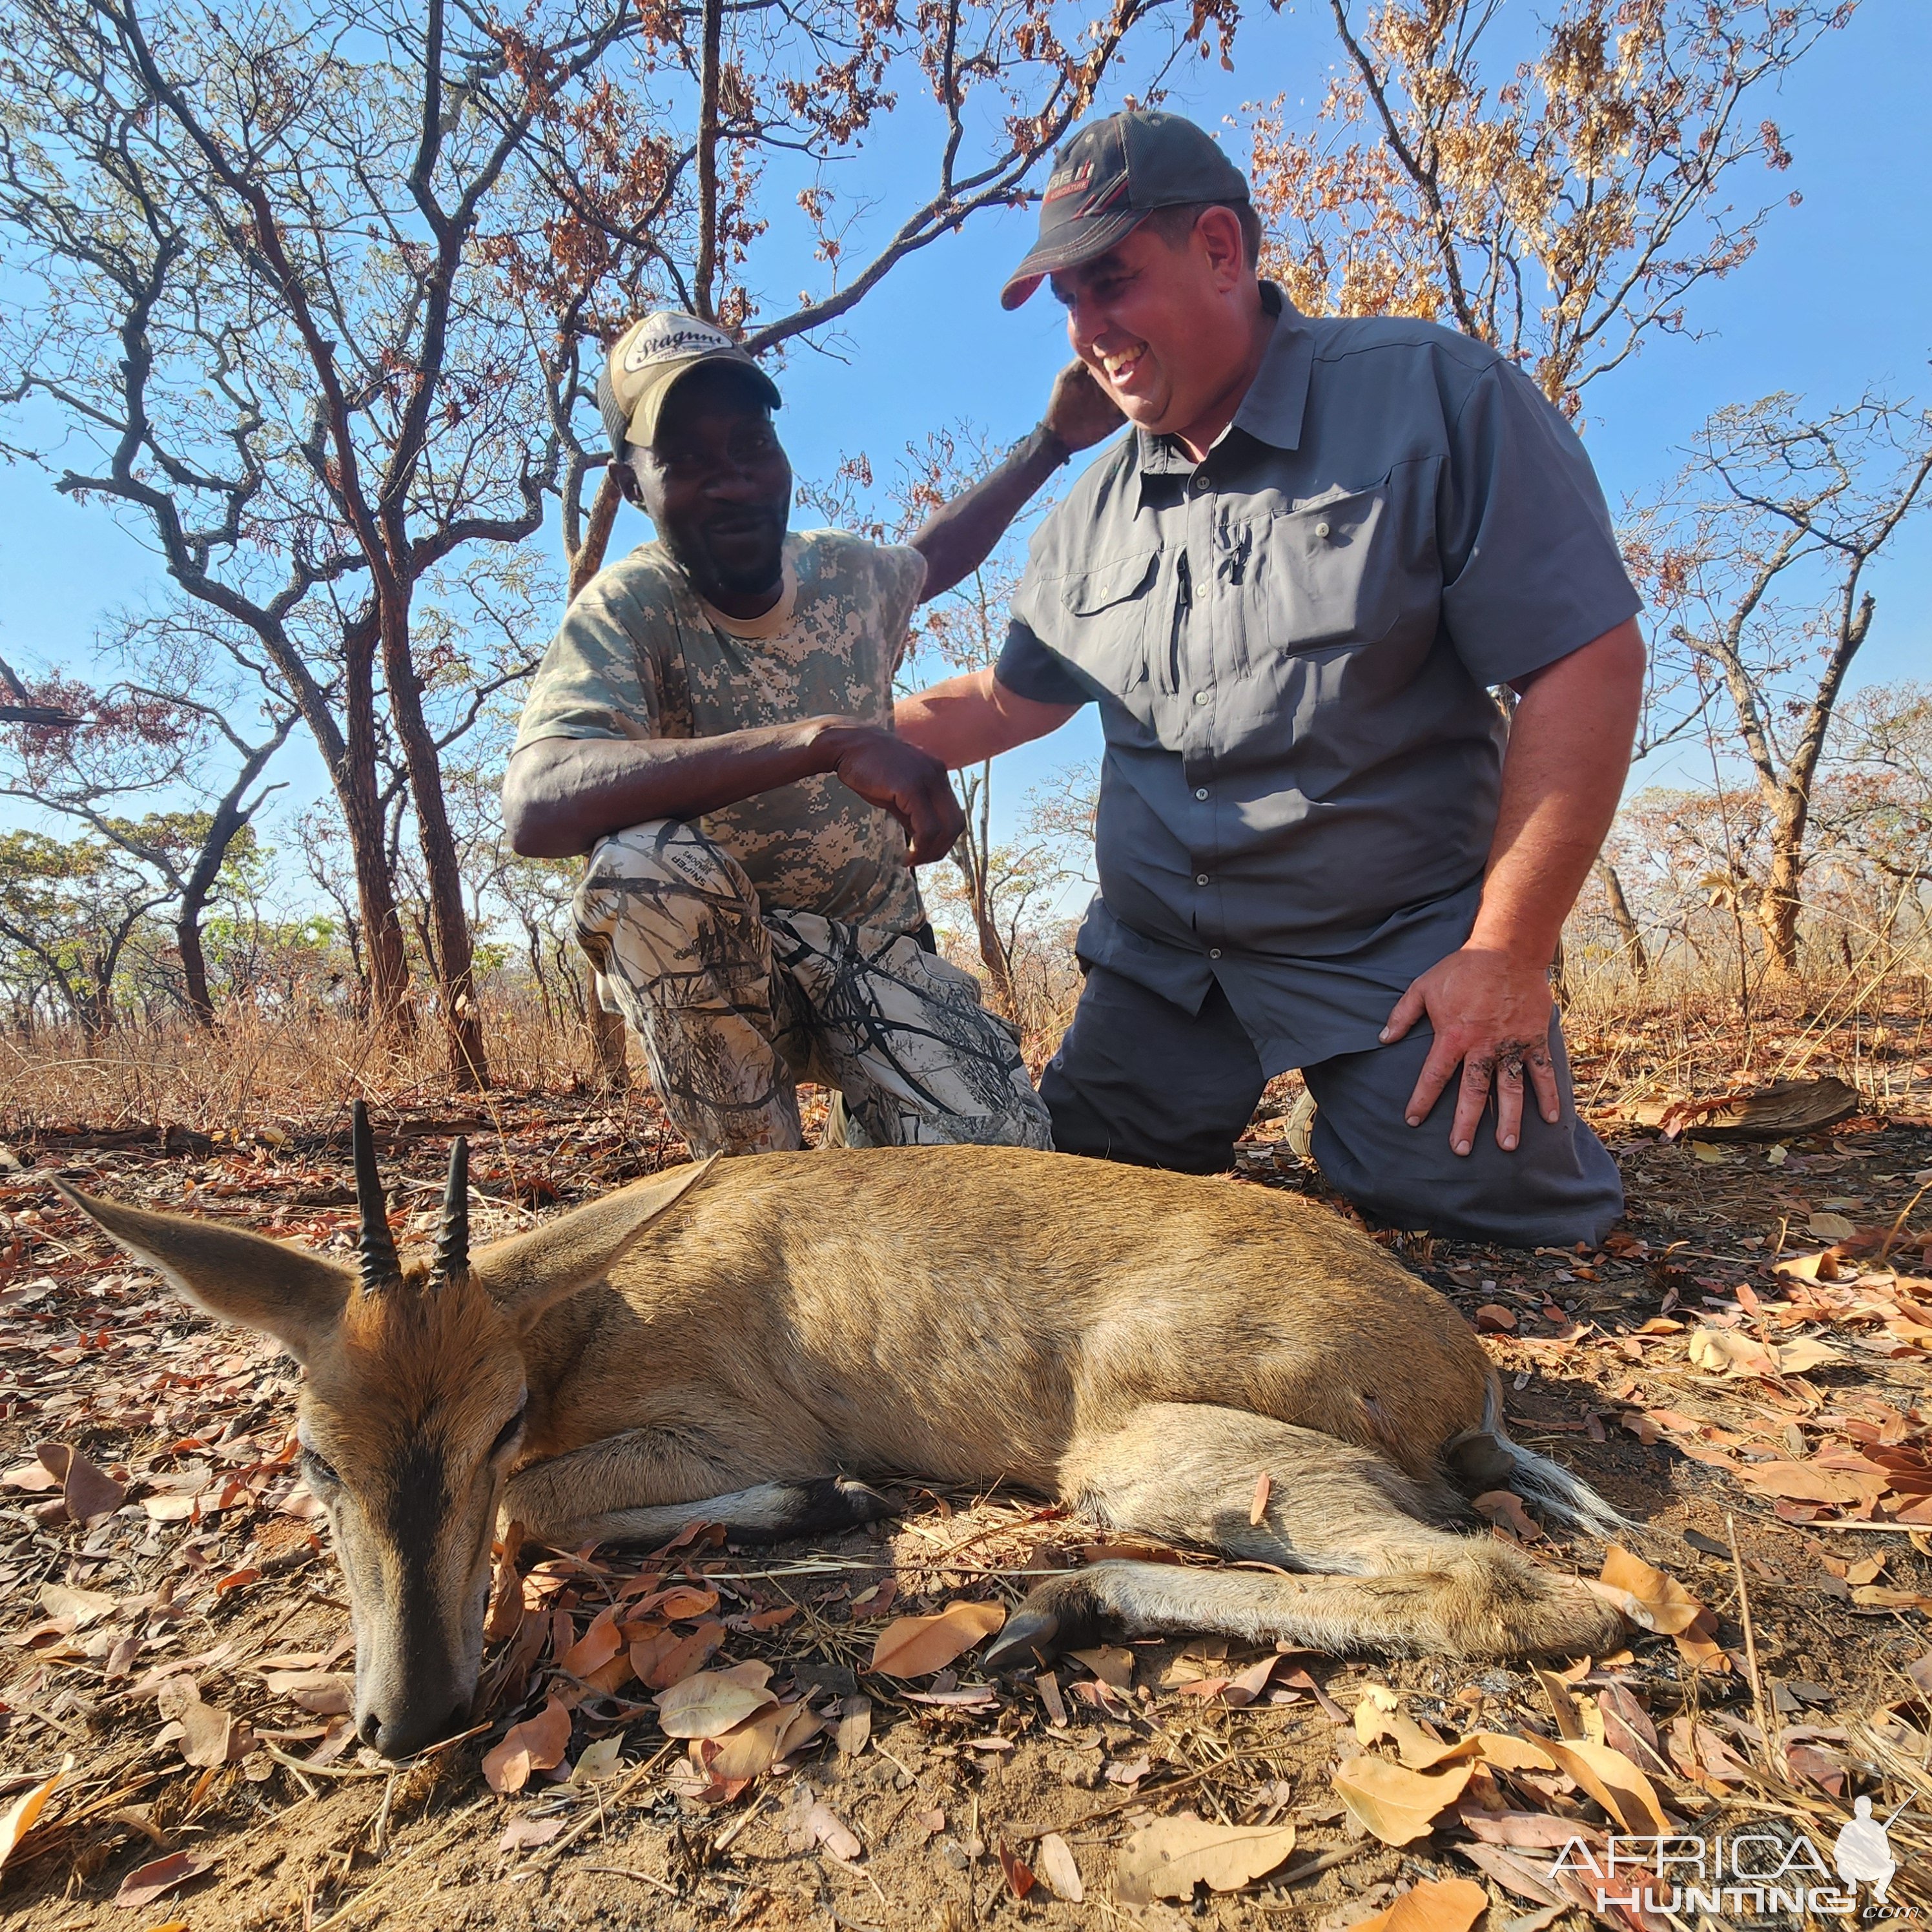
[489,1400,528,1461]
[300,1446,341,1489]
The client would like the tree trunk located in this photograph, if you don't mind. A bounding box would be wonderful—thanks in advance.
[176,909,213,1026]
[1594,859,1649,981]
[379,603,490,1088]
[585,959,630,1091]
[569,467,624,599]
[1758,788,1808,980]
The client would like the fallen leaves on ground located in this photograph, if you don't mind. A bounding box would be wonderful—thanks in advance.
[1333,1754,1472,1845]
[654,1660,776,1740]
[868,1599,1005,1678]
[1115,1814,1298,1901]
[113,1850,213,1911]
[482,1694,572,1794]
[1353,1876,1490,1932]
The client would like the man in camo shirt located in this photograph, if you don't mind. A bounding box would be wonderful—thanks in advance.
[504,312,1114,1156]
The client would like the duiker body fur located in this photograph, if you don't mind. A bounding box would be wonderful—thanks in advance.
[61,1122,1629,1758]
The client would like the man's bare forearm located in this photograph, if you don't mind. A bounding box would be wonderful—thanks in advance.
[895,667,1078,769]
[1470,619,1647,967]
[503,724,847,858]
[909,427,1069,601]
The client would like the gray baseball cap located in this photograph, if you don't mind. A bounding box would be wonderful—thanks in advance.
[1001,110,1249,311]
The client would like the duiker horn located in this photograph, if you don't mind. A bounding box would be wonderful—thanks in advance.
[433,1137,469,1286]
[351,1100,401,1293]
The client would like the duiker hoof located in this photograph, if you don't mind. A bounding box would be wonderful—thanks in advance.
[981,1608,1064,1674]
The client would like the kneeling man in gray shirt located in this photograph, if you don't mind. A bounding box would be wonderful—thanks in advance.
[898,110,1645,1248]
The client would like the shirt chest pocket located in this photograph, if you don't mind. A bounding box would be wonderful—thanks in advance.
[1058,548,1162,688]
[1249,484,1419,655]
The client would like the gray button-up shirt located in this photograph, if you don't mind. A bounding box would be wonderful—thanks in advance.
[998,285,1641,1074]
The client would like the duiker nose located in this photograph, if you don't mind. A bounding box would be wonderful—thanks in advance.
[358,1698,467,1761]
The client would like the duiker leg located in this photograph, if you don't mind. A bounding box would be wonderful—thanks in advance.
[985,1404,1625,1667]
[506,1428,891,1548]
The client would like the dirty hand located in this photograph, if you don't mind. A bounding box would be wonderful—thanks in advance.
[1381,946,1561,1156]
[821,724,966,865]
[1042,359,1126,453]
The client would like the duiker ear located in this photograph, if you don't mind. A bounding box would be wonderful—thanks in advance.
[472,1156,719,1328]
[53,1181,351,1365]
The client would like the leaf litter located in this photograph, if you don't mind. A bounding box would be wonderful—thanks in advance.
[5,1083,1932,1926]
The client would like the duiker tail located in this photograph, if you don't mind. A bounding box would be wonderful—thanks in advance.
[1446,1375,1632,1541]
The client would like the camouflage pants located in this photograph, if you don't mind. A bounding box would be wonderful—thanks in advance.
[575,820,1053,1158]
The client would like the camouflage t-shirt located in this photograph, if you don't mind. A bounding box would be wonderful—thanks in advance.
[514,529,929,936]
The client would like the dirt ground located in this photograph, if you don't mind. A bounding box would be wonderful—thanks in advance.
[5,1022,1932,1932]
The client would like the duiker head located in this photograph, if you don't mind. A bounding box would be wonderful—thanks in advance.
[57,1104,713,1758]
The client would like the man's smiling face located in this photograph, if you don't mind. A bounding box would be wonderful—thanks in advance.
[624,363,792,606]
[1051,208,1257,449]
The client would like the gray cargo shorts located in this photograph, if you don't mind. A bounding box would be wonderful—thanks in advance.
[1041,964,1623,1248]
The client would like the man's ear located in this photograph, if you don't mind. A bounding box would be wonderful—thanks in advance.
[472,1156,720,1330]
[53,1181,351,1366]
[612,453,645,508]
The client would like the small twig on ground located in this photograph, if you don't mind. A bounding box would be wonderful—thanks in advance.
[1726,1510,1774,1772]
[522,1742,674,1868]
[584,1862,680,1898]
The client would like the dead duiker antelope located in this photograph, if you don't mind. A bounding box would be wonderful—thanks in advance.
[59,1107,1630,1759]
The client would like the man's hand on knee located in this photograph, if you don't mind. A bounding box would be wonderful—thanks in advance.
[823,726,966,864]
[1380,947,1561,1156]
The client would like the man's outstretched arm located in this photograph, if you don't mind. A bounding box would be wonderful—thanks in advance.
[895,666,1079,770]
[909,364,1124,601]
[1381,617,1646,1155]
[503,722,965,864]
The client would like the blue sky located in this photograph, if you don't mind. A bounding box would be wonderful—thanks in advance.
[1,0,1926,871]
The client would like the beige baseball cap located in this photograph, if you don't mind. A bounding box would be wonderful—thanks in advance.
[598,311,782,454]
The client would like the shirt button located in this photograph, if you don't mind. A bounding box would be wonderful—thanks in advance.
[1209,948,1222,960]
[1192,690,1209,706]
[1315,520,1332,539]
[1195,787,1209,800]
[1195,873,1209,887]
[1191,474,1209,493]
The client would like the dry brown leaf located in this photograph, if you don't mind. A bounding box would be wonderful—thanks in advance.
[697,1698,794,1782]
[62,1449,126,1524]
[114,1850,212,1911]
[1116,1814,1297,1901]
[37,1583,118,1627]
[1688,1327,1782,1377]
[835,1694,871,1756]
[1774,1337,1847,1375]
[1540,1735,1669,1833]
[0,1769,61,1875]
[633,1617,724,1689]
[1036,1831,1084,1902]
[1457,1807,1588,1849]
[482,1695,572,1794]
[1732,1460,1879,1506]
[1332,1756,1472,1845]
[1472,1490,1543,1541]
[868,1599,1005,1678]
[1069,1645,1135,1688]
[1249,1471,1271,1525]
[803,1797,861,1861]
[1353,1875,1489,1932]
[655,1661,776,1740]
[178,1699,251,1768]
[1599,1545,1704,1634]
[998,1841,1036,1899]
[1853,1584,1932,1610]
[557,1610,623,1678]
